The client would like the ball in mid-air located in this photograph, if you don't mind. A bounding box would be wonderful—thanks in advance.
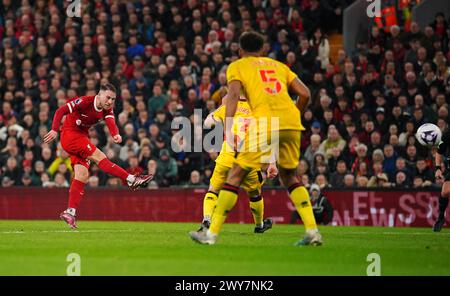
[415,123,442,147]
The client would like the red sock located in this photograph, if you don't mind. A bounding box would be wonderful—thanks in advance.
[68,179,86,209]
[98,158,129,182]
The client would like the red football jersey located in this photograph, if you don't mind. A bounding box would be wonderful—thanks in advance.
[62,95,116,134]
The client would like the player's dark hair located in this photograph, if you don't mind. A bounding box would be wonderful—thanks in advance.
[100,82,117,93]
[239,31,264,53]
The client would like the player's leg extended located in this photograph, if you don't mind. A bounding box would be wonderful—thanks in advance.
[249,194,273,233]
[208,164,249,236]
[202,189,218,228]
[279,168,320,245]
[202,164,229,227]
[88,148,151,189]
[190,131,263,244]
[249,194,264,227]
[68,164,89,211]
[434,180,450,232]
[277,130,321,245]
[243,170,272,233]
[190,164,248,244]
[60,164,88,229]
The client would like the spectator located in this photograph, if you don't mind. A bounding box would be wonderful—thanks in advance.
[156,149,178,187]
[303,0,327,35]
[394,171,409,189]
[297,159,311,180]
[106,177,123,188]
[148,84,169,118]
[395,157,410,175]
[405,144,418,170]
[87,176,100,188]
[343,174,355,188]
[368,130,382,156]
[303,133,321,166]
[329,160,348,188]
[1,157,21,185]
[315,173,330,189]
[318,125,346,161]
[183,170,205,187]
[21,173,33,187]
[127,35,144,59]
[138,144,154,169]
[154,109,171,135]
[413,175,433,189]
[291,183,333,225]
[47,147,72,177]
[356,176,369,188]
[119,136,140,162]
[2,176,14,188]
[297,36,316,80]
[40,147,54,168]
[371,149,385,164]
[126,155,144,176]
[383,144,398,177]
[414,157,434,183]
[146,159,161,188]
[354,161,370,178]
[134,110,153,132]
[310,28,330,69]
[351,143,370,175]
[301,174,312,190]
[54,172,69,188]
[311,152,327,176]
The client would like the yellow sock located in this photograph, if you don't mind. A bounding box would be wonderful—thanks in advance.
[209,185,239,235]
[203,191,218,221]
[249,196,264,226]
[289,185,317,231]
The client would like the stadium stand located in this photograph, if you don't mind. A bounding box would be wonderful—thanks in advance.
[0,0,449,190]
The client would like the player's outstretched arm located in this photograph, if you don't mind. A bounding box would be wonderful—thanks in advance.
[289,77,311,114]
[225,81,240,120]
[266,163,278,179]
[266,150,278,178]
[104,113,121,143]
[225,80,241,149]
[43,130,58,143]
[43,104,70,143]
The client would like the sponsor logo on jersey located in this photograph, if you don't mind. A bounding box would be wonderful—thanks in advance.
[71,98,82,107]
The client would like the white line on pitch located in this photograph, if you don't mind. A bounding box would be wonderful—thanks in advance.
[326,231,444,236]
[0,229,135,234]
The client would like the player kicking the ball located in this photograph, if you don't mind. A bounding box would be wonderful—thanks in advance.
[433,127,450,232]
[43,83,153,229]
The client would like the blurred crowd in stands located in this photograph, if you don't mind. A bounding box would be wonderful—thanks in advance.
[0,0,449,190]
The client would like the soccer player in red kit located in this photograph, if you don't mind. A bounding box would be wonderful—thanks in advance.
[43,83,153,229]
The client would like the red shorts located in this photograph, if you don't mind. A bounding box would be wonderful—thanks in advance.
[60,130,96,169]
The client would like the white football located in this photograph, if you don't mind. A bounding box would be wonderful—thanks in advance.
[415,123,442,147]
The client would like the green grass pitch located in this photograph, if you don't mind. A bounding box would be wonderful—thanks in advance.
[0,220,449,275]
